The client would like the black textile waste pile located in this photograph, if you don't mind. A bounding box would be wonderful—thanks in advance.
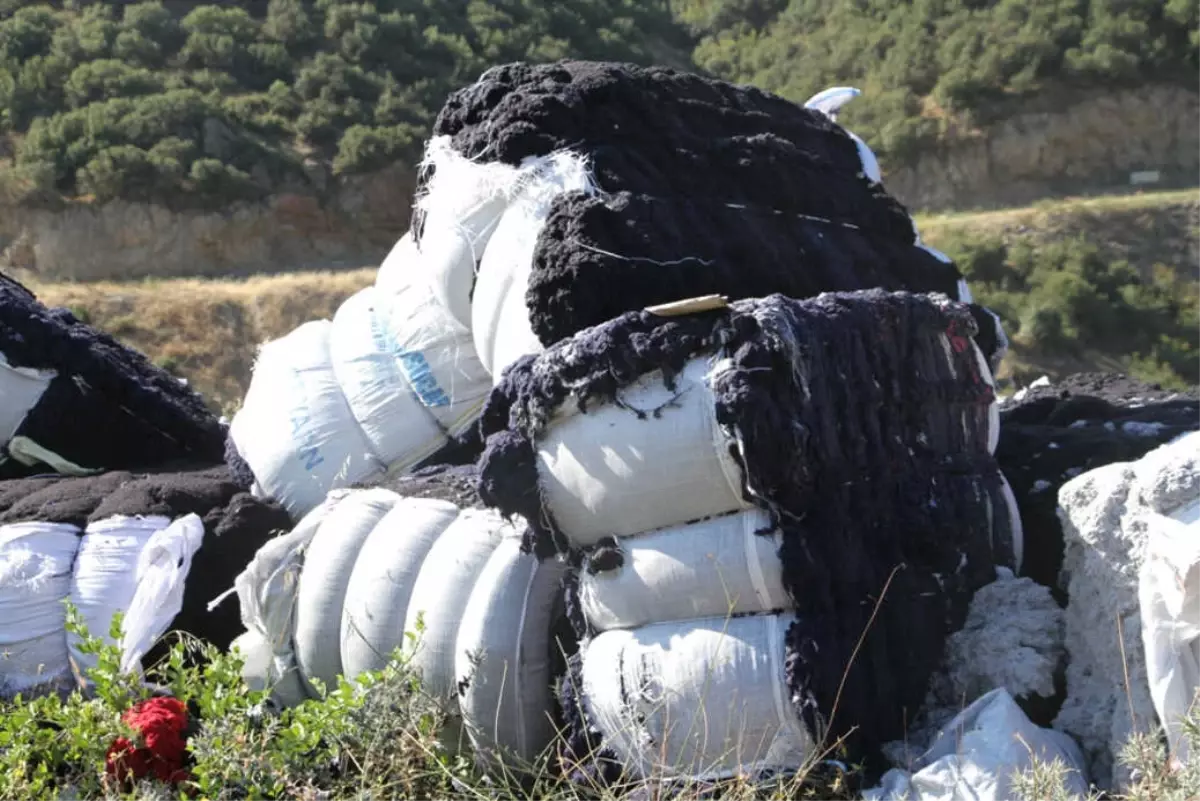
[0,273,226,478]
[996,373,1199,593]
[476,289,1013,773]
[0,462,292,659]
[417,60,1006,364]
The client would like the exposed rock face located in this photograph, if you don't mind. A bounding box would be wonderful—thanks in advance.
[1055,432,1200,790]
[0,165,414,282]
[884,85,1199,211]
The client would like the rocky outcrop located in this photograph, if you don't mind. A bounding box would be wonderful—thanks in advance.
[0,165,414,283]
[884,85,1199,211]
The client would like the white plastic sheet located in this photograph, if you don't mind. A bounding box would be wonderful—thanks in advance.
[1138,496,1200,766]
[340,497,459,678]
[413,136,528,328]
[294,488,398,696]
[581,612,811,781]
[470,151,597,380]
[579,509,791,631]
[119,513,205,673]
[456,536,570,768]
[228,493,340,707]
[537,356,751,545]
[230,320,385,518]
[865,689,1089,801]
[67,514,170,672]
[0,522,80,693]
[0,353,54,445]
[329,285,448,468]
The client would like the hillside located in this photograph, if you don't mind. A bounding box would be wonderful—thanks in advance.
[0,0,1194,213]
[25,190,1199,415]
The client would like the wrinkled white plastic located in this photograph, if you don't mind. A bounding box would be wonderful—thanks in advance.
[67,514,170,672]
[404,508,512,747]
[802,86,882,184]
[0,354,54,445]
[229,493,340,707]
[581,612,811,781]
[471,151,598,380]
[294,488,398,696]
[1138,496,1200,765]
[0,522,80,693]
[456,536,570,769]
[537,356,751,545]
[329,286,448,468]
[580,509,791,631]
[414,136,529,328]
[865,689,1089,801]
[118,513,205,673]
[340,497,459,678]
[231,320,385,518]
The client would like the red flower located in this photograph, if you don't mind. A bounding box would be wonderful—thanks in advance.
[105,697,192,789]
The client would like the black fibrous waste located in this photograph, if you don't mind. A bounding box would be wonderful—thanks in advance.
[427,62,913,242]
[527,192,963,347]
[996,374,1199,594]
[477,289,1009,769]
[357,461,484,509]
[0,463,292,661]
[414,61,996,363]
[0,274,226,476]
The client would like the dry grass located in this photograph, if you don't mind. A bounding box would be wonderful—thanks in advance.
[27,269,376,415]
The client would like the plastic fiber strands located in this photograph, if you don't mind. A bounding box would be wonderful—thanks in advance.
[0,273,226,478]
[478,289,1016,770]
[0,463,291,697]
[409,61,989,383]
[231,486,572,771]
[228,258,491,518]
[995,374,1199,591]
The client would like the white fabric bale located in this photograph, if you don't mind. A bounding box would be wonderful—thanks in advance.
[374,271,491,438]
[294,488,398,696]
[0,353,54,446]
[1056,431,1200,788]
[340,497,460,679]
[230,320,384,518]
[537,356,751,545]
[329,286,448,468]
[0,522,80,694]
[865,688,1089,801]
[998,472,1024,574]
[580,509,792,632]
[67,514,169,672]
[1139,496,1200,765]
[470,151,597,380]
[580,612,811,781]
[119,513,205,673]
[374,230,416,297]
[414,136,532,329]
[404,508,512,736]
[456,536,570,769]
[230,493,340,707]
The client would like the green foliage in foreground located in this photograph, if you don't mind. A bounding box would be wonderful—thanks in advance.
[0,0,690,206]
[936,231,1199,389]
[2,604,1199,799]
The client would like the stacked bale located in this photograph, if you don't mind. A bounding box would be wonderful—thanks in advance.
[476,290,1021,780]
[231,464,573,769]
[408,60,1007,382]
[0,273,225,478]
[225,250,490,518]
[0,464,290,697]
